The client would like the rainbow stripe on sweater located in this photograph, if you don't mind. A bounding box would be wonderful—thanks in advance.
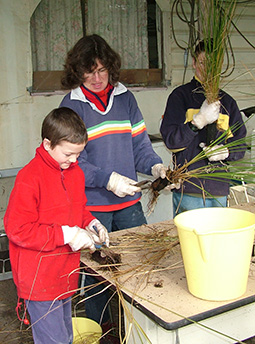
[87,120,146,141]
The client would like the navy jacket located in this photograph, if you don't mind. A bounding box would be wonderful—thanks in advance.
[160,77,247,196]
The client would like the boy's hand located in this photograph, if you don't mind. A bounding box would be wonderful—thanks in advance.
[107,172,141,197]
[164,180,181,191]
[62,225,96,252]
[193,99,220,129]
[200,142,229,161]
[86,219,110,248]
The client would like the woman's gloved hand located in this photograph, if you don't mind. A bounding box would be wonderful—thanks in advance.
[107,171,141,197]
[151,163,168,179]
[86,219,110,248]
[62,225,96,252]
[192,99,220,129]
[200,142,229,161]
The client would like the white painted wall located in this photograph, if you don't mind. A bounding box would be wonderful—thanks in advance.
[0,0,172,170]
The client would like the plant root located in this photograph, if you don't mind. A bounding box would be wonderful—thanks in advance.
[91,248,121,271]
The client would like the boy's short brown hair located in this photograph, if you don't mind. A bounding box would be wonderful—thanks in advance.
[41,107,88,148]
[193,38,214,57]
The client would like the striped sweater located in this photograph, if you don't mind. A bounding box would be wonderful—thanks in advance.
[60,83,162,211]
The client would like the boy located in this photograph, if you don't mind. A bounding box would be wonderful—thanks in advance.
[160,40,246,216]
[4,107,109,344]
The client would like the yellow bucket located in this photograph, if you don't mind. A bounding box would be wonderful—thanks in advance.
[72,317,102,344]
[174,208,255,301]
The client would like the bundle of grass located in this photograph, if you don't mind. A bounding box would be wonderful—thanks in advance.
[197,0,237,103]
[196,0,237,144]
[146,126,255,213]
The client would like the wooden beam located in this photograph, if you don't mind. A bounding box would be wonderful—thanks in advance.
[32,69,163,93]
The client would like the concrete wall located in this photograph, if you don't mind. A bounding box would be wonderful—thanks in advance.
[0,0,171,170]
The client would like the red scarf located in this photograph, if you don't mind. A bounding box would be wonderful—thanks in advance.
[80,83,114,111]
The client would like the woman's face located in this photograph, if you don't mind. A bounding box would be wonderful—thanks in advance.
[83,59,109,92]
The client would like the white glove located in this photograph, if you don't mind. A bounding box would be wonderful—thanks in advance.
[62,225,96,252]
[164,181,181,191]
[192,99,220,130]
[86,219,110,248]
[151,163,167,179]
[200,142,229,162]
[106,172,141,197]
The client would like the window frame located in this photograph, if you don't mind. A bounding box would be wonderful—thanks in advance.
[30,0,164,94]
[31,68,163,94]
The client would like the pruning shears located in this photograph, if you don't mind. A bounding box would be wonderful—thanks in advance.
[134,180,152,190]
[93,225,106,249]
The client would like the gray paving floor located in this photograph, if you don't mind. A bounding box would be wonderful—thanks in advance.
[0,278,255,344]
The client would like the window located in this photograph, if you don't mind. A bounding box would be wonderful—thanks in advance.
[31,0,163,94]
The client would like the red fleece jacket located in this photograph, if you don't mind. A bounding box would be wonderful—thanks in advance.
[4,144,95,301]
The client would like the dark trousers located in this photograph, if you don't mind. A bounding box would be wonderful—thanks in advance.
[84,202,147,324]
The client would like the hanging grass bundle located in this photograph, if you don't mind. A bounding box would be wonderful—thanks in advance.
[145,0,251,214]
[196,0,237,103]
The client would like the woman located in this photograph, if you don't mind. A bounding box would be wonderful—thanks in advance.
[60,34,167,328]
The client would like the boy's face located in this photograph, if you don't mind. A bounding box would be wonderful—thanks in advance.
[43,139,86,169]
[192,52,206,82]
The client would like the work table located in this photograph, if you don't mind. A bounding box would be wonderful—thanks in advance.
[80,203,255,344]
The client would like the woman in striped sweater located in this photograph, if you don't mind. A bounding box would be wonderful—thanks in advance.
[60,34,167,329]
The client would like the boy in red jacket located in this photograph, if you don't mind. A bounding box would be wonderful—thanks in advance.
[4,107,109,344]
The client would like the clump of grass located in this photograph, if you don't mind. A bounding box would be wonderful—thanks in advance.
[197,0,237,103]
[146,124,254,213]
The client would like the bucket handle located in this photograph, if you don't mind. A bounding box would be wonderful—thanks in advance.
[194,225,255,262]
[193,229,212,263]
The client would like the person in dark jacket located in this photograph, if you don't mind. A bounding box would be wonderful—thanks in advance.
[160,40,247,216]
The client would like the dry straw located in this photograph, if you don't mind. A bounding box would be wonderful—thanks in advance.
[78,222,248,344]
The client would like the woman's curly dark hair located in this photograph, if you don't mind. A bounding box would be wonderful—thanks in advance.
[61,34,121,89]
